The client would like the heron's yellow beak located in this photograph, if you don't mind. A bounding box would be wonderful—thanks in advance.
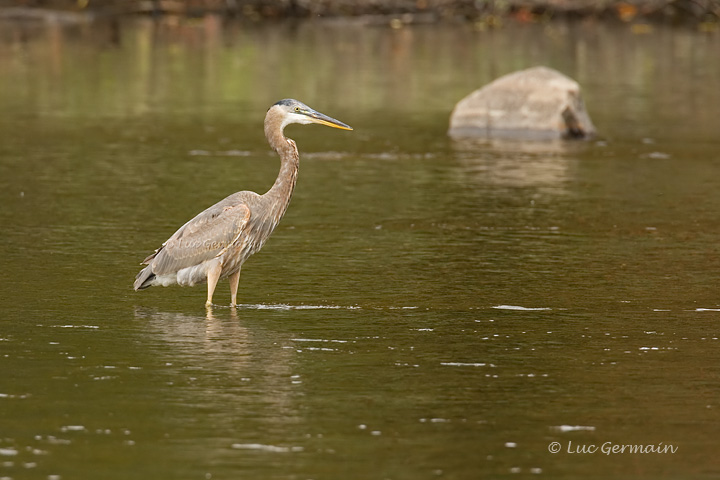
[307,110,353,131]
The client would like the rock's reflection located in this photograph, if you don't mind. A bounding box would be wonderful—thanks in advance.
[451,137,579,192]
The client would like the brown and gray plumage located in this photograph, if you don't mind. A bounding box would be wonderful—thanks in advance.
[133,99,352,306]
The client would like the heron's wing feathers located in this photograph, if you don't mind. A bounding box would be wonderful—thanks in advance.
[147,202,252,275]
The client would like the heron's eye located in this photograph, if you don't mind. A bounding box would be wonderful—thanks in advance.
[294,107,300,112]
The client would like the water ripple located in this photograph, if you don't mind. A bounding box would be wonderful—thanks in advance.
[492,305,552,311]
[231,443,304,453]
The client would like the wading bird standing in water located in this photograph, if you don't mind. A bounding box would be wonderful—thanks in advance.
[133,99,352,306]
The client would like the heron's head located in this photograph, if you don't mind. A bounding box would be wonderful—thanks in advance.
[271,99,353,131]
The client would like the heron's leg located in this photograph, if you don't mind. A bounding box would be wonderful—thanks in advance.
[206,263,222,306]
[229,268,241,306]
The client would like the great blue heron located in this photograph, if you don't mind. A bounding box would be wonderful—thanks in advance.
[133,99,352,306]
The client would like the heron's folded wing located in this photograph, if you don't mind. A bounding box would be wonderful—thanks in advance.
[149,203,251,275]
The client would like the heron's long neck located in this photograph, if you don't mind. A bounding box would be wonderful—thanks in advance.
[263,111,299,220]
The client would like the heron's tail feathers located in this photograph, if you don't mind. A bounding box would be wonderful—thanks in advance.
[134,265,156,291]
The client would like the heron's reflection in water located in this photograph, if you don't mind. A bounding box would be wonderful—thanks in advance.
[133,305,249,353]
[132,305,301,427]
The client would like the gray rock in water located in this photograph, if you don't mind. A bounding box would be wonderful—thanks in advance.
[448,66,596,140]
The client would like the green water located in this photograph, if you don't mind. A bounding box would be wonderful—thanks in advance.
[1,17,719,479]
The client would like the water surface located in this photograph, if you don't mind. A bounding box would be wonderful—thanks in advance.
[1,17,719,479]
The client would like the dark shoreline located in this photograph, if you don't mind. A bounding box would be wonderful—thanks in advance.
[0,0,718,26]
